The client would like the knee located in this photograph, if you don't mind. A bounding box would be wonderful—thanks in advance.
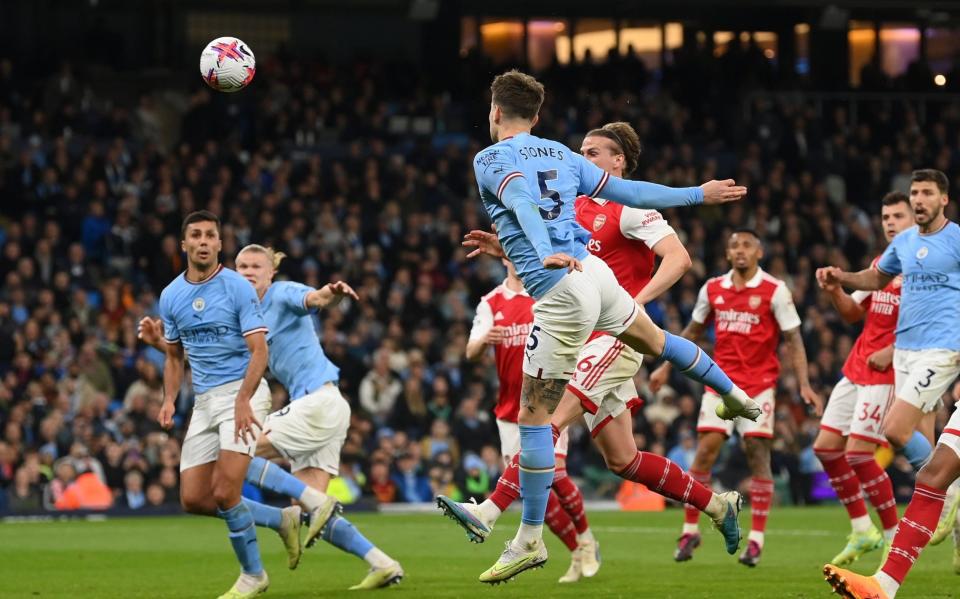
[883,426,911,449]
[603,449,636,473]
[212,482,241,509]
[181,491,214,515]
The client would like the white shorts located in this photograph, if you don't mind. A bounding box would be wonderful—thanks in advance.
[937,407,960,460]
[819,377,895,445]
[497,419,520,461]
[523,255,638,380]
[894,349,960,413]
[567,334,644,436]
[180,378,272,472]
[263,383,351,474]
[697,387,775,439]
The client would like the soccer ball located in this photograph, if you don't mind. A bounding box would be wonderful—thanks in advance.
[199,37,256,93]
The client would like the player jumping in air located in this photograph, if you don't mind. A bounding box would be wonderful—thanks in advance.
[142,244,403,590]
[813,192,921,567]
[463,76,758,582]
[820,169,960,598]
[446,121,700,579]
[465,258,598,583]
[649,229,823,567]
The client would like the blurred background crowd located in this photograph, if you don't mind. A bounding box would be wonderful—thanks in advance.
[1,41,960,515]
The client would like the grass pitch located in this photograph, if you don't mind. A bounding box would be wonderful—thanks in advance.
[1,505,955,598]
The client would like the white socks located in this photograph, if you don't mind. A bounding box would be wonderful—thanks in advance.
[705,493,727,520]
[514,522,543,548]
[577,528,595,544]
[851,515,873,534]
[682,523,700,535]
[748,530,764,547]
[299,487,330,511]
[363,547,394,569]
[883,527,897,542]
[478,500,503,526]
[875,571,899,598]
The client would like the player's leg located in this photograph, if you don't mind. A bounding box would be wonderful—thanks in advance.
[740,435,773,567]
[673,428,727,561]
[592,411,743,556]
[294,467,403,590]
[813,376,880,564]
[478,271,599,584]
[553,433,598,582]
[845,384,899,550]
[825,444,960,599]
[612,307,759,421]
[213,449,270,598]
[882,399,929,467]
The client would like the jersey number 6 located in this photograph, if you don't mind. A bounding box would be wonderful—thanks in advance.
[538,170,562,220]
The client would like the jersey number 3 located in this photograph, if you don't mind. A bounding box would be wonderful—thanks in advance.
[538,170,562,220]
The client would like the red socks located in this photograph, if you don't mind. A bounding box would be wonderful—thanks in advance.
[545,489,578,551]
[553,468,589,534]
[815,448,868,519]
[489,454,521,511]
[882,483,945,584]
[749,477,774,537]
[846,451,899,531]
[684,470,711,527]
[617,451,712,510]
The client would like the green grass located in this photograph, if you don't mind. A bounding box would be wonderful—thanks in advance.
[0,506,955,598]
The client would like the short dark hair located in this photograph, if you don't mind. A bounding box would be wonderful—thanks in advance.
[586,122,642,177]
[881,190,910,208]
[490,70,545,121]
[731,227,760,240]
[911,169,949,194]
[180,210,221,240]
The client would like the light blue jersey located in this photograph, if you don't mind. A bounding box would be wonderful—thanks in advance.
[159,265,268,394]
[876,221,960,351]
[261,281,340,400]
[473,132,704,298]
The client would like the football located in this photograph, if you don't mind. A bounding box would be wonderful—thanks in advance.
[199,36,256,93]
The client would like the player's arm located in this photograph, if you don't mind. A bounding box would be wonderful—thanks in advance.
[233,281,270,443]
[573,153,745,209]
[817,266,893,292]
[772,282,823,415]
[866,343,895,372]
[465,299,502,361]
[636,234,691,305]
[823,286,868,324]
[305,281,359,310]
[160,340,184,430]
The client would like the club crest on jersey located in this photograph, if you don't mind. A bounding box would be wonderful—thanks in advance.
[593,214,607,231]
[749,295,762,309]
[192,298,206,312]
[916,246,929,259]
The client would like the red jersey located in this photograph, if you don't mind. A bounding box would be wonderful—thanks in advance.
[692,269,802,396]
[469,281,534,423]
[574,196,675,297]
[842,257,900,386]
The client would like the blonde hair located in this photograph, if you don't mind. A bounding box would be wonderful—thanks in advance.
[237,244,286,270]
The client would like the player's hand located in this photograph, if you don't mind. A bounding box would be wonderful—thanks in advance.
[543,253,582,273]
[484,325,508,345]
[648,364,671,392]
[463,226,505,259]
[158,399,175,429]
[327,281,359,302]
[867,346,894,371]
[700,179,747,205]
[138,317,164,347]
[234,400,262,445]
[815,266,843,289]
[800,384,824,417]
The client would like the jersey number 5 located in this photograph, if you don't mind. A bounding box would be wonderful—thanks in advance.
[538,170,562,220]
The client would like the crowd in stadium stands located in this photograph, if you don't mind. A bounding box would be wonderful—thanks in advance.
[0,44,959,514]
